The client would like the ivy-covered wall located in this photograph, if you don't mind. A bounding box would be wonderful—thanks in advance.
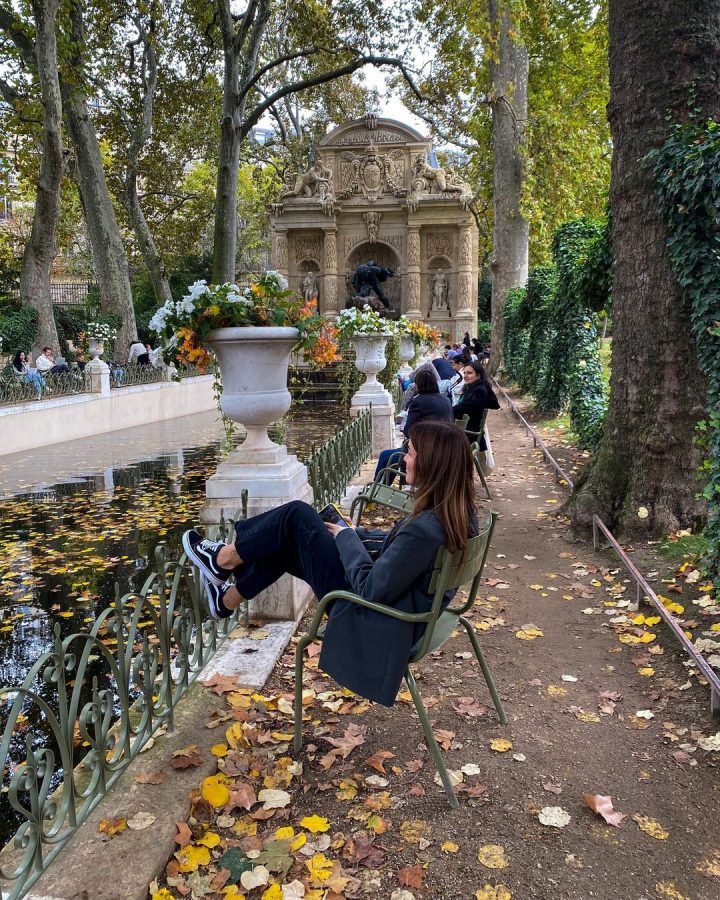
[650,119,720,588]
[502,216,612,449]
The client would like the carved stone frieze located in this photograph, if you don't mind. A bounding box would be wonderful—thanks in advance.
[295,236,322,263]
[336,129,407,145]
[427,233,453,261]
[338,143,406,201]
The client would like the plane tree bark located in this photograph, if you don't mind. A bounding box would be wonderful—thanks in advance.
[567,0,720,536]
[18,0,65,355]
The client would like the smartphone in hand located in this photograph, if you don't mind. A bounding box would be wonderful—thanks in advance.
[319,503,348,527]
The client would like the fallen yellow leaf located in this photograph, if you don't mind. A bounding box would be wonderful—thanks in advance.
[299,814,330,833]
[476,886,512,900]
[175,844,211,873]
[633,814,669,840]
[478,844,510,869]
[655,882,689,900]
[442,841,459,853]
[305,852,334,883]
[202,776,230,809]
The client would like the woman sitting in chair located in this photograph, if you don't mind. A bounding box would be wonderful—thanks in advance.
[374,367,453,481]
[453,360,499,450]
[183,420,477,706]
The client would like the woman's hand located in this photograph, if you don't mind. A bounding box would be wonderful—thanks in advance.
[324,516,355,538]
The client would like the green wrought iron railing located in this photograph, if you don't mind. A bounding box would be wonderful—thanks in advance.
[305,408,373,510]
[109,365,167,389]
[0,502,246,900]
[0,370,91,407]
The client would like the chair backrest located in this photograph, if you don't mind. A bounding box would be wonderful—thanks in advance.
[464,407,488,441]
[453,414,469,431]
[413,511,496,659]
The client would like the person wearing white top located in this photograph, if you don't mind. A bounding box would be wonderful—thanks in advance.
[127,341,150,365]
[35,347,69,375]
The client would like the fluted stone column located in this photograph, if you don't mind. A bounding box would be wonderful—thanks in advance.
[455,224,475,338]
[272,230,289,279]
[323,229,338,316]
[404,226,422,319]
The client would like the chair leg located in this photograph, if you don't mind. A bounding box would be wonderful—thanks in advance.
[293,635,311,753]
[479,468,492,500]
[405,669,459,809]
[459,616,507,724]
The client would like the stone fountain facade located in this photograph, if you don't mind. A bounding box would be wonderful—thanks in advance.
[269,115,479,340]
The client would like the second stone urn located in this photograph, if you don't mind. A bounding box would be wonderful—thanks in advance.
[398,334,415,377]
[350,333,390,391]
[203,326,298,452]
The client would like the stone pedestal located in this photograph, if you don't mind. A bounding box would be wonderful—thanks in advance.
[350,381,395,457]
[87,359,110,397]
[200,444,313,623]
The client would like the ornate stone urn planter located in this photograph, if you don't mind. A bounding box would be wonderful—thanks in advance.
[350,333,390,390]
[88,338,104,362]
[399,334,415,377]
[203,326,298,452]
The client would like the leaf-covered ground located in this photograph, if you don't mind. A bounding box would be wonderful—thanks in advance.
[138,405,720,900]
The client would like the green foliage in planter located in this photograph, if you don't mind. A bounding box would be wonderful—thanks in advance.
[0,304,38,353]
[502,287,529,384]
[649,119,720,587]
[131,253,212,342]
[337,332,363,408]
[379,334,400,397]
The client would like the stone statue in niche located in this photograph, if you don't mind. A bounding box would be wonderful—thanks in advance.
[431,269,450,312]
[302,270,319,303]
[351,260,394,309]
[281,159,335,200]
[363,211,382,243]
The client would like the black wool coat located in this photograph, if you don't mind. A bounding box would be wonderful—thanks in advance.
[319,510,452,706]
[453,381,499,448]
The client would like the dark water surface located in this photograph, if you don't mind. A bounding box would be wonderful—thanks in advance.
[0,405,340,845]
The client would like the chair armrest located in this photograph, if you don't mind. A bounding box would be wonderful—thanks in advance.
[309,590,432,633]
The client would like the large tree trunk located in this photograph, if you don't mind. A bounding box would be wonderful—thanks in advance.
[61,1,137,351]
[20,0,64,356]
[488,0,529,375]
[568,0,720,536]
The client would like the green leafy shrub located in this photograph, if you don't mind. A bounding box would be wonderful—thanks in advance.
[476,320,491,345]
[502,287,529,384]
[0,305,38,354]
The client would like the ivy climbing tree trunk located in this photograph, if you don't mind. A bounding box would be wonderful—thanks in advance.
[568,0,720,536]
[488,0,529,375]
[62,0,138,350]
[20,0,64,357]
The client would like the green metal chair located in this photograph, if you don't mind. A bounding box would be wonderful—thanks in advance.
[293,512,506,808]
[349,473,414,524]
[465,410,492,501]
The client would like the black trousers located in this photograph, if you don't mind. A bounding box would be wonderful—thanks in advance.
[232,500,351,600]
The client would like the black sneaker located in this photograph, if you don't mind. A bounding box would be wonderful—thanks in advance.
[200,574,233,620]
[182,529,233,586]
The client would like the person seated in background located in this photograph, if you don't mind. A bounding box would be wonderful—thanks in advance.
[453,361,500,450]
[446,357,466,406]
[12,350,45,397]
[35,347,69,375]
[128,340,150,366]
[374,368,453,481]
[401,361,441,411]
[431,352,455,381]
[472,338,484,358]
[74,349,87,372]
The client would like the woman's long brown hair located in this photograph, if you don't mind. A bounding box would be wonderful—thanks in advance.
[407,420,476,554]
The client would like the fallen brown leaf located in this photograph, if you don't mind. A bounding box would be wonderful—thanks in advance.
[582,793,626,827]
[398,864,425,889]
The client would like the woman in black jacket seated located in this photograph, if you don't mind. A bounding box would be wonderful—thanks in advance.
[183,421,478,706]
[453,360,499,450]
[374,367,452,480]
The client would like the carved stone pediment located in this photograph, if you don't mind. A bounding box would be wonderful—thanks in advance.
[336,129,408,145]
